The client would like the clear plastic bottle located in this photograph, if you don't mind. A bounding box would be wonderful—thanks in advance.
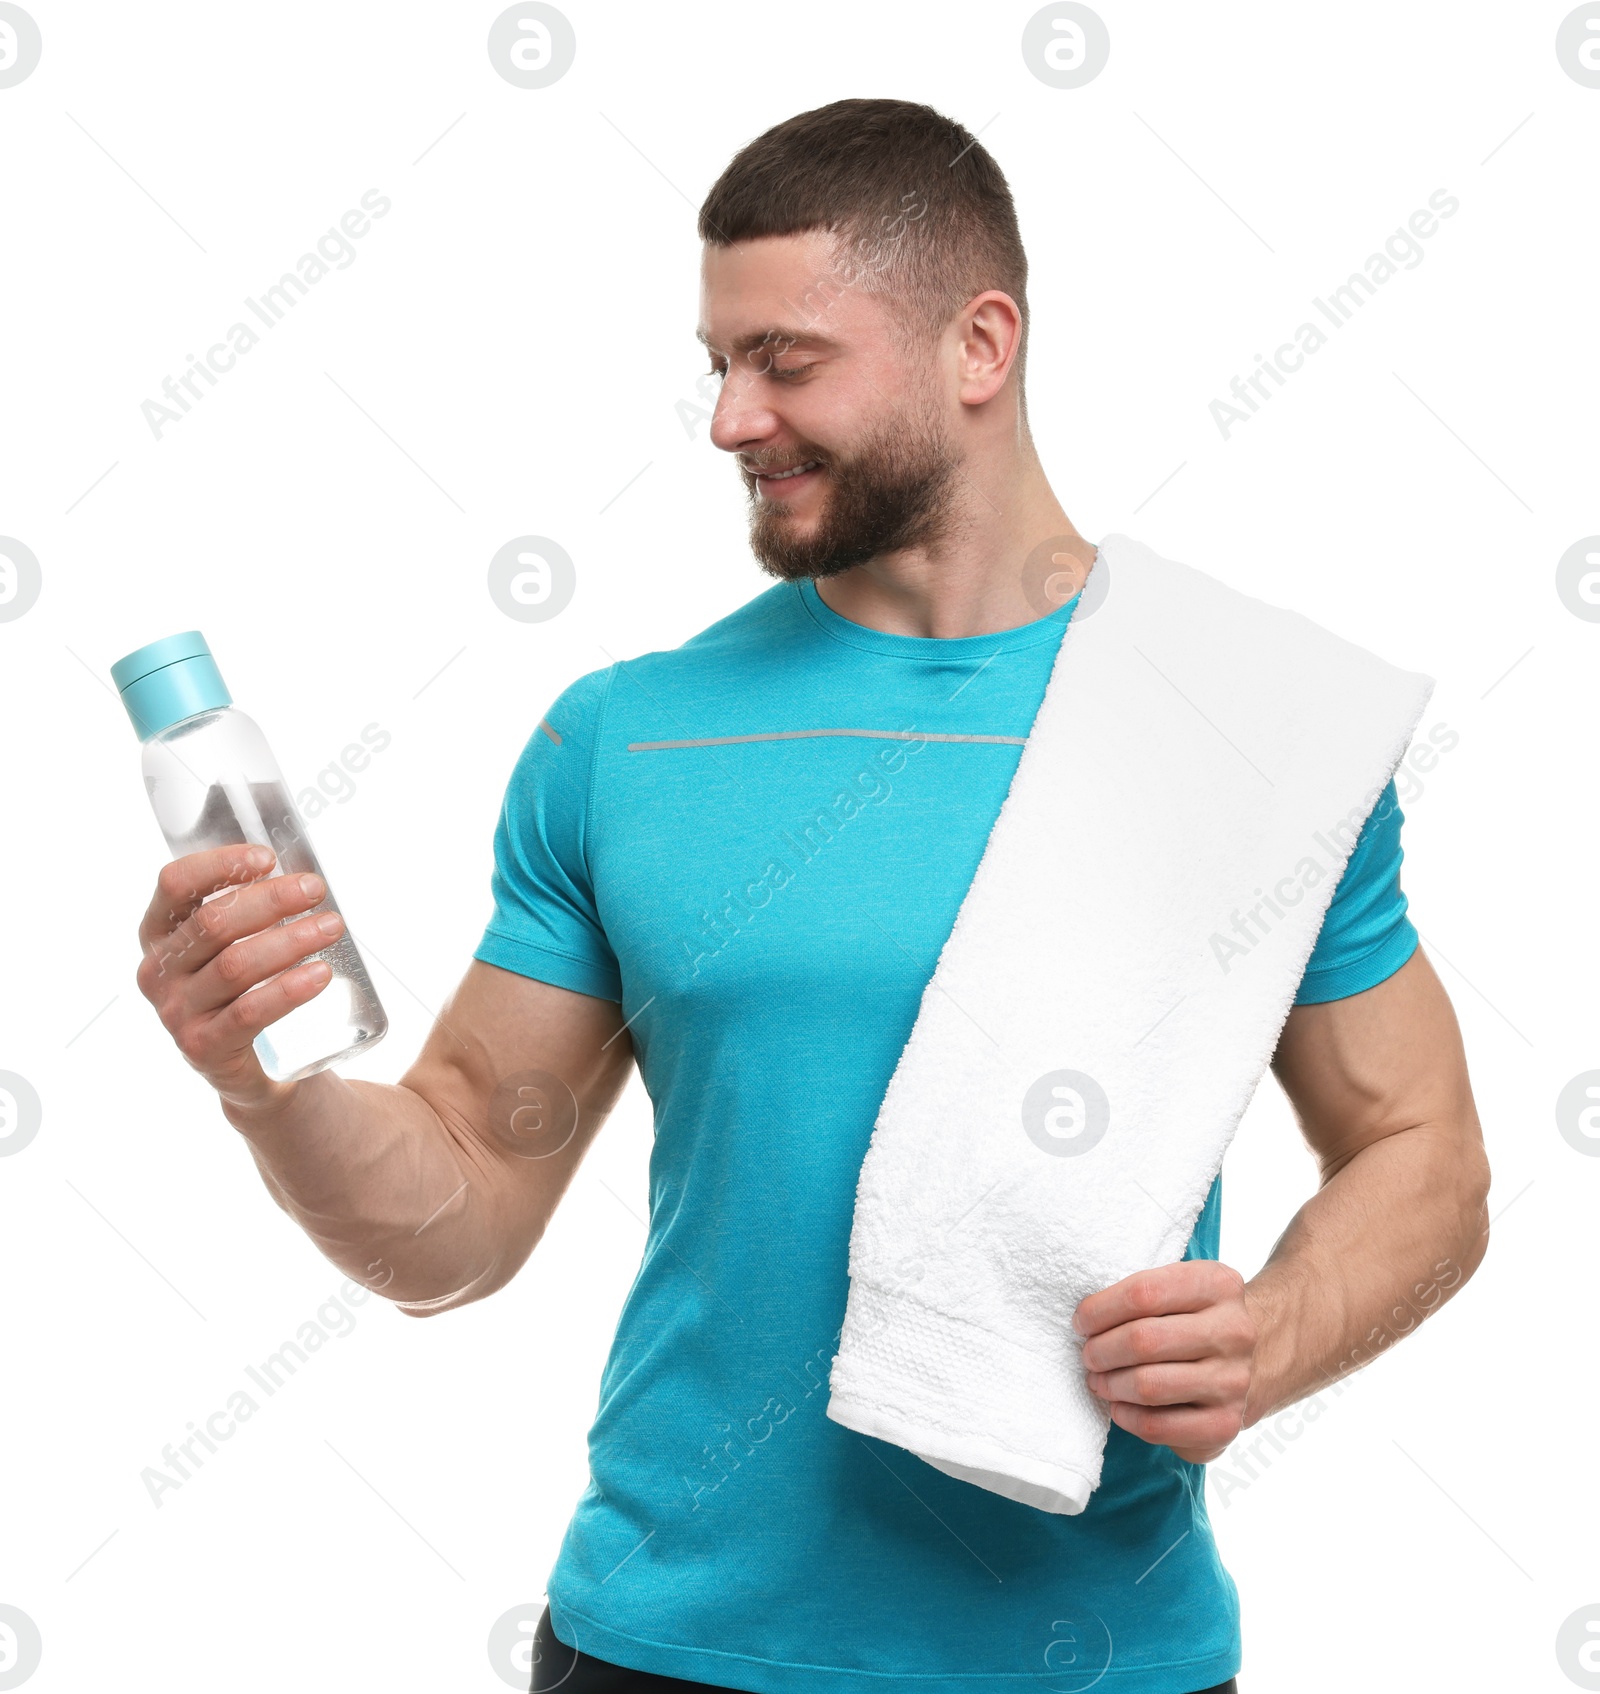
[111,630,388,1082]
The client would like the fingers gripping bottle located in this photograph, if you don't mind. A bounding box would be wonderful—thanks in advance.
[111,630,388,1082]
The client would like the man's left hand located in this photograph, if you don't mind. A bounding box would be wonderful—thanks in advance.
[1073,1261,1258,1463]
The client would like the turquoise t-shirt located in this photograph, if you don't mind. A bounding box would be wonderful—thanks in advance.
[474,572,1418,1694]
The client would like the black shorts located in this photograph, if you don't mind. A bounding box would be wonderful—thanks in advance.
[527,1605,1239,1694]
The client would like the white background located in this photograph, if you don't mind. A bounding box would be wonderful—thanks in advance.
[1,2,1596,1690]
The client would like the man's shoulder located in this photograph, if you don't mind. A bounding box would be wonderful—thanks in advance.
[609,578,800,687]
[544,579,800,733]
[645,577,798,666]
[1099,531,1434,705]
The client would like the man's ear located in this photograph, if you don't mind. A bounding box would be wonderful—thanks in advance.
[956,291,1023,406]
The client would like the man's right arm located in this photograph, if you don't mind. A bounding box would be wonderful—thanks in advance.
[136,845,634,1316]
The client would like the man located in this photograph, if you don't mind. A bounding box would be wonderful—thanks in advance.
[136,99,1490,1694]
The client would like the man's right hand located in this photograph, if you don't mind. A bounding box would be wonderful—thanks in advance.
[135,843,345,1113]
[131,842,636,1314]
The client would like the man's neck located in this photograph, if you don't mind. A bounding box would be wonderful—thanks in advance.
[811,451,1096,640]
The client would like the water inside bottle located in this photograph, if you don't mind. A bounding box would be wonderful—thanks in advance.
[164,777,388,1081]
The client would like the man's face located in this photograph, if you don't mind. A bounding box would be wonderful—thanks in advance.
[697,230,960,581]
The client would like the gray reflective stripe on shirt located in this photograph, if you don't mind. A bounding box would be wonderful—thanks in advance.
[626,728,1029,751]
[538,718,562,745]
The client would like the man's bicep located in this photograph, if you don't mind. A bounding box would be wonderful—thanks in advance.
[425,668,627,1266]
[475,666,623,1001]
[1294,779,1417,1007]
[1270,946,1477,1177]
[398,959,635,1260]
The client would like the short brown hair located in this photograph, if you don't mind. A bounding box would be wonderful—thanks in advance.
[698,98,1031,396]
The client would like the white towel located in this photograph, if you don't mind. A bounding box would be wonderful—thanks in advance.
[825,531,1434,1514]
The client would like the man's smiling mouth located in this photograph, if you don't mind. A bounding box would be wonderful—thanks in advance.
[750,458,823,492]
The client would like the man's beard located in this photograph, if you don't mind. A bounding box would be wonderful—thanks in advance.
[742,405,961,583]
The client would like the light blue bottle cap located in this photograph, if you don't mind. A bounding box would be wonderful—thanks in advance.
[110,630,232,742]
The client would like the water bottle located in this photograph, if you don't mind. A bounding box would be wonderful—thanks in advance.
[111,630,388,1082]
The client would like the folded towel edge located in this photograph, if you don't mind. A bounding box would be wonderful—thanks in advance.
[824,1394,1095,1516]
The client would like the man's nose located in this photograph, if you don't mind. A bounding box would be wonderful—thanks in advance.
[708,370,780,456]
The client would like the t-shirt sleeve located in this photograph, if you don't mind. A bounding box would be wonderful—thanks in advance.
[473,666,624,1004]
[1294,777,1418,1005]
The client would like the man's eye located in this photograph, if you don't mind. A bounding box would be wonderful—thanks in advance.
[771,365,814,380]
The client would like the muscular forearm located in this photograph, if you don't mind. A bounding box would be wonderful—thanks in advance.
[1077,953,1492,1462]
[1240,1119,1491,1424]
[221,1071,514,1315]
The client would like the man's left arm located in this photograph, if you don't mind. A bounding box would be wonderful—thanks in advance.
[1074,943,1492,1461]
